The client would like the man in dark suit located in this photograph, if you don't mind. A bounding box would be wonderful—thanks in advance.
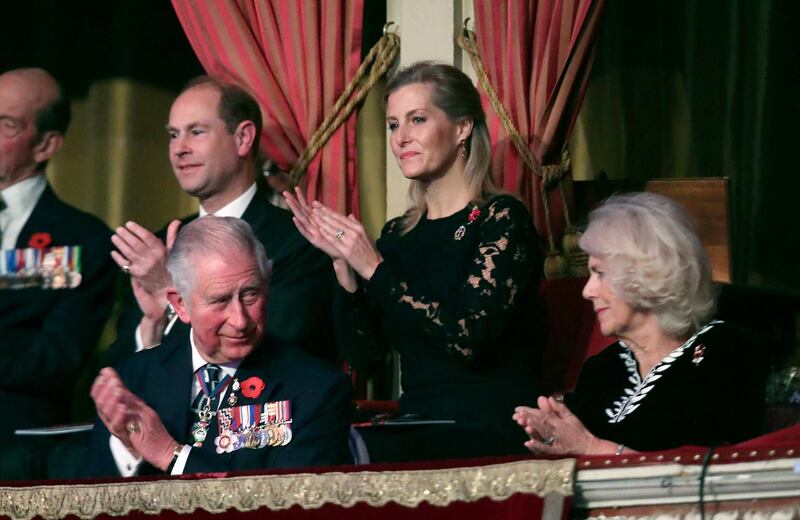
[87,216,351,476]
[0,68,116,478]
[106,76,334,365]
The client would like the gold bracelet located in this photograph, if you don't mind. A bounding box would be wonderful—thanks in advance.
[166,442,185,473]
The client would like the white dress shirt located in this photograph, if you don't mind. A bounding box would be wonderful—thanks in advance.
[0,174,47,250]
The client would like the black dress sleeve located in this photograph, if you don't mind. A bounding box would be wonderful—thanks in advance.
[333,218,404,373]
[364,196,539,365]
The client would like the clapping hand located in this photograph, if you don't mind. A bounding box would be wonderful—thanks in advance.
[112,220,181,346]
[91,367,178,471]
[283,188,342,259]
[513,396,599,455]
[91,368,140,454]
[111,220,180,293]
[284,187,383,292]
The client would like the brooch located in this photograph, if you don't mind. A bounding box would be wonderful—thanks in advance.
[692,344,706,365]
[454,206,481,240]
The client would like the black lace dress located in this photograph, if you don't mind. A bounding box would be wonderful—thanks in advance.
[338,195,544,462]
[566,321,766,451]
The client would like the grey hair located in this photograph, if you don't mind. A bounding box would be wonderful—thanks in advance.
[384,61,501,233]
[166,216,272,302]
[579,192,716,338]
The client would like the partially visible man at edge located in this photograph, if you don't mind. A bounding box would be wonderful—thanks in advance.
[0,68,116,479]
[86,216,352,477]
[105,76,335,365]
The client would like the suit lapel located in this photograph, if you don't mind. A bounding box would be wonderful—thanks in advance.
[15,184,60,248]
[229,344,276,406]
[150,330,195,442]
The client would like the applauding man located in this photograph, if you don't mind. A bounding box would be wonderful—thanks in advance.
[107,76,334,364]
[87,217,351,476]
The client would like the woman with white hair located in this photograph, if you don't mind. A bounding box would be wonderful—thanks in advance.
[514,192,765,455]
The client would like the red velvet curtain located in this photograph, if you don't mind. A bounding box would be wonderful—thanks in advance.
[473,0,604,239]
[171,0,364,215]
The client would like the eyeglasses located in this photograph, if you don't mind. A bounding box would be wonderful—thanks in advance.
[0,116,24,139]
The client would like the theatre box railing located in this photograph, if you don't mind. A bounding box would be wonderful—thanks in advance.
[1,426,798,520]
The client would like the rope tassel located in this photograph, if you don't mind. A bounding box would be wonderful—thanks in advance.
[458,20,581,279]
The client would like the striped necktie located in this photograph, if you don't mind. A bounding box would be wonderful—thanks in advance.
[192,363,222,411]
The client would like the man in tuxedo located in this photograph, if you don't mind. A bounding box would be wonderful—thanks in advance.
[87,216,351,476]
[107,76,334,365]
[0,68,116,478]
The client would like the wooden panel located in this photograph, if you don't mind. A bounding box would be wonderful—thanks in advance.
[573,177,732,283]
[644,178,731,283]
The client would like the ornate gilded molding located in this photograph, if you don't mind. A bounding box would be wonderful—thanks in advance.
[0,458,575,520]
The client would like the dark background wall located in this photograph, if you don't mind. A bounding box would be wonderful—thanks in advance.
[3,1,203,99]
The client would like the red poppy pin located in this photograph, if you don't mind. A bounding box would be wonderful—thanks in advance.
[241,376,266,399]
[28,232,53,250]
[455,206,481,241]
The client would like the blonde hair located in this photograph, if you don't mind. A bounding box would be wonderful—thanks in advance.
[579,192,716,337]
[384,62,501,232]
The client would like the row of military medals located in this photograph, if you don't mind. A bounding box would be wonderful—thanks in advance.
[0,246,82,290]
[190,375,293,453]
[215,399,292,453]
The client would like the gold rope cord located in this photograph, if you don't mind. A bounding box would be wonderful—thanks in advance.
[288,26,401,186]
[0,458,575,520]
[458,21,581,278]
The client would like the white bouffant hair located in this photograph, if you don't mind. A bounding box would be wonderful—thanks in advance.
[579,192,716,338]
[167,216,272,303]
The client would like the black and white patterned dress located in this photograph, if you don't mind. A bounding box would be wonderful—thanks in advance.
[566,321,766,451]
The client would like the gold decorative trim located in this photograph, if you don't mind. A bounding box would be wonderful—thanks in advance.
[587,504,800,520]
[0,459,574,520]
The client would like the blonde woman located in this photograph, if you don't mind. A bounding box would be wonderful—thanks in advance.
[285,62,543,462]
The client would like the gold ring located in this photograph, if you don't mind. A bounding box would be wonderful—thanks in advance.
[121,264,131,274]
[126,421,140,434]
[335,229,345,240]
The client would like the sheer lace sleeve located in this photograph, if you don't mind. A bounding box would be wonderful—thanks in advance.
[366,196,539,365]
[333,218,405,372]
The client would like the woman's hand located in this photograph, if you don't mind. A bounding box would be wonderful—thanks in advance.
[283,188,342,259]
[308,202,383,281]
[513,396,600,456]
[283,188,370,292]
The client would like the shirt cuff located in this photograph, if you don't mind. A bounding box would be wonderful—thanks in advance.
[109,435,142,477]
[170,444,192,475]
[135,315,179,352]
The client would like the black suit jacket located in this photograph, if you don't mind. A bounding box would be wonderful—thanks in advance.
[86,328,352,476]
[0,184,116,436]
[106,186,335,365]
